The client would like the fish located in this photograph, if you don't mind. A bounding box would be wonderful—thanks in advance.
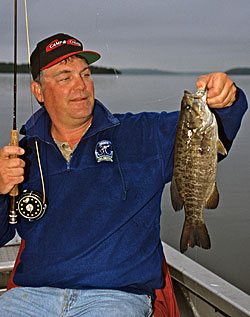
[170,89,227,253]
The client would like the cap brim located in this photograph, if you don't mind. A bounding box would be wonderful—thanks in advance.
[40,50,101,71]
[77,51,101,65]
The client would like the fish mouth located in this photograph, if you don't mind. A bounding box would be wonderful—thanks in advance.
[184,89,207,99]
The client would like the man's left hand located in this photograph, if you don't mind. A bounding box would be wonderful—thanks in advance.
[196,72,236,108]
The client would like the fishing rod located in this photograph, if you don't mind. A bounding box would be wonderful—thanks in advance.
[8,0,47,224]
[8,0,19,224]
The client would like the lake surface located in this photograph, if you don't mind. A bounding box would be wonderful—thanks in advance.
[0,73,249,295]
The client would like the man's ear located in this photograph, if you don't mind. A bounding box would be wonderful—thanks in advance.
[31,81,44,103]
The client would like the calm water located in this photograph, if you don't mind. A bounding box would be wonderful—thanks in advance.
[0,73,249,295]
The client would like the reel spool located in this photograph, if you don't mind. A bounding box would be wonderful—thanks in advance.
[16,190,47,221]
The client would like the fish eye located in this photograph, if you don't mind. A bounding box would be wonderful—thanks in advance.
[186,105,191,110]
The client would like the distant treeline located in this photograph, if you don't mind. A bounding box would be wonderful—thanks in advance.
[90,66,121,75]
[0,62,121,75]
[0,62,29,73]
[1,62,249,76]
[225,68,250,75]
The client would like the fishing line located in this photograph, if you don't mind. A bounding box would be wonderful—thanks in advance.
[134,93,181,106]
[24,0,46,205]
[94,9,182,105]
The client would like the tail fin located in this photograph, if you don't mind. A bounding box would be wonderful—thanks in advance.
[180,219,211,253]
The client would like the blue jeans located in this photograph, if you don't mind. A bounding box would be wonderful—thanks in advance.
[0,287,152,316]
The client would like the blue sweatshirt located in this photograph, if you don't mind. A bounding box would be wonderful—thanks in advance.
[0,89,248,297]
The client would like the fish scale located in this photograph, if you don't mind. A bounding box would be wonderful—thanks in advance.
[170,90,227,253]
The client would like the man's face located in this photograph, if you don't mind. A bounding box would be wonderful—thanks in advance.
[34,56,95,129]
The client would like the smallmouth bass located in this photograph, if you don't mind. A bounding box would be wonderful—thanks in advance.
[170,90,227,253]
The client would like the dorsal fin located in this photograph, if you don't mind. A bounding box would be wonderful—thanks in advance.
[217,139,227,156]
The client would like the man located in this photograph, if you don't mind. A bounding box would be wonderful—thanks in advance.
[0,33,247,316]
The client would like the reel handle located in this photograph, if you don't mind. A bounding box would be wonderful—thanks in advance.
[9,129,19,197]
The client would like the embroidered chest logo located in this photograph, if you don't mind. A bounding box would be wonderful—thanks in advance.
[95,140,113,163]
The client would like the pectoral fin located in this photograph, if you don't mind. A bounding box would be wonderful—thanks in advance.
[217,139,227,156]
[205,182,219,209]
[170,176,184,211]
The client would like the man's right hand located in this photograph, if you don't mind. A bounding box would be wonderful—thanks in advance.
[0,146,25,195]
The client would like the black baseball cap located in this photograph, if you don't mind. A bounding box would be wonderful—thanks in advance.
[30,33,101,80]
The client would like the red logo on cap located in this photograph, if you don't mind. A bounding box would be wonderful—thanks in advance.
[46,38,81,52]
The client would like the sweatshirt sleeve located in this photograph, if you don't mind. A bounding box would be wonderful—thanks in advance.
[213,86,248,159]
[157,110,179,183]
[0,194,16,247]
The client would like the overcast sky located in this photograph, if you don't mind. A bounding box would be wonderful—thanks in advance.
[0,0,250,72]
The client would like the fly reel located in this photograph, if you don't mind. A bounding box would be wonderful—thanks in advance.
[16,190,47,221]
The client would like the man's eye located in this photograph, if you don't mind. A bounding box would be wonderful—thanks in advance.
[60,77,70,81]
[81,72,90,78]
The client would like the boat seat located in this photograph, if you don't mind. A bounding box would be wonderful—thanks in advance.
[7,239,179,316]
